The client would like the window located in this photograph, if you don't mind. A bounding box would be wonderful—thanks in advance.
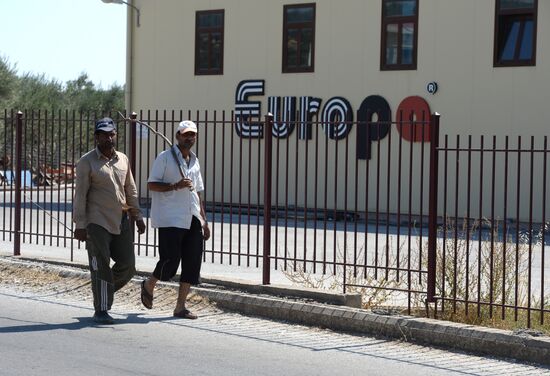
[494,0,537,67]
[380,0,418,70]
[283,3,316,73]
[195,10,224,75]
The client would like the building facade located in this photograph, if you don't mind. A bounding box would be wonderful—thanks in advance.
[124,0,548,221]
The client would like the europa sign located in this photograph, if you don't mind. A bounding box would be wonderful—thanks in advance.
[234,80,432,160]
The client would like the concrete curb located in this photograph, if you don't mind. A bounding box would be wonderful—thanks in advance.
[195,286,550,366]
[3,256,550,366]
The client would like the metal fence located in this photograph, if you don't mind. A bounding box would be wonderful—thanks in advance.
[1,109,548,328]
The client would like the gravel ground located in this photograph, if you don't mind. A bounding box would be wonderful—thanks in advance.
[0,257,217,316]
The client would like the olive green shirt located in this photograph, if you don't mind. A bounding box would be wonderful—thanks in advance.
[73,147,142,235]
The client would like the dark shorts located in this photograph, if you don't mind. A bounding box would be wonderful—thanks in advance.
[153,216,203,285]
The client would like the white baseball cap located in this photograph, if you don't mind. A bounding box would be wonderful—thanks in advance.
[176,120,198,135]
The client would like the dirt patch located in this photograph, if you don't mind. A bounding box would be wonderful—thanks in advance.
[0,257,216,316]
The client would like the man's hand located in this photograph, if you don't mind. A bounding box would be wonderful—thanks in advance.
[174,178,194,191]
[74,228,87,242]
[202,222,211,241]
[136,219,146,234]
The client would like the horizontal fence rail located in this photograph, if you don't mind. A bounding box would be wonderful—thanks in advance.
[1,109,548,327]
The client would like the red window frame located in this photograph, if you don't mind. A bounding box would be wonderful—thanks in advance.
[195,9,225,75]
[282,3,316,73]
[494,0,537,67]
[380,0,419,71]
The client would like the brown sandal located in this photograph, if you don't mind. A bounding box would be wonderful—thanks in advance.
[141,280,153,309]
[173,308,197,320]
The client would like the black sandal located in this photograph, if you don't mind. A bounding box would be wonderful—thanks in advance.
[173,308,197,319]
[141,280,153,309]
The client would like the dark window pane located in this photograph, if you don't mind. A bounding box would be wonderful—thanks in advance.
[211,32,222,69]
[499,0,535,10]
[519,20,534,59]
[299,29,313,67]
[385,23,399,65]
[500,20,520,61]
[287,29,299,67]
[198,33,209,69]
[401,23,414,65]
[385,0,417,17]
[198,13,222,27]
[286,7,314,23]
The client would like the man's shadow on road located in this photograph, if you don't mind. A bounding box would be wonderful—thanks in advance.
[0,312,177,333]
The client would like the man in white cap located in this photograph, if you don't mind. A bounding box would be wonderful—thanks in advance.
[141,120,210,319]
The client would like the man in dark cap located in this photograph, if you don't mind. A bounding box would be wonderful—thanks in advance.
[73,117,146,324]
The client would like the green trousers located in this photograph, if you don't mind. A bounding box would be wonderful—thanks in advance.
[86,215,135,312]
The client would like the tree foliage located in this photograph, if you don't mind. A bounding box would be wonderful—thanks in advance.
[0,56,124,112]
[0,56,126,174]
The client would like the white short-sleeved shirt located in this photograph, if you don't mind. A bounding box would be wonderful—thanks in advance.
[148,146,204,229]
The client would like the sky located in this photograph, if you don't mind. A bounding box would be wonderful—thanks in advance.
[0,0,126,88]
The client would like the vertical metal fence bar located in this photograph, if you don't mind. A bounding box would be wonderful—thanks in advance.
[220,111,226,264]
[397,120,403,284]
[313,118,319,274]
[541,136,547,325]
[246,115,252,267]
[527,136,535,327]
[490,136,496,318]
[2,110,7,241]
[49,111,55,246]
[55,110,61,247]
[352,120,359,279]
[477,135,484,318]
[442,134,449,313]
[238,114,243,266]
[284,123,290,271]
[211,111,217,260]
[274,116,280,270]
[256,112,262,268]
[375,122,381,279]
[407,115,414,299]
[304,118,310,272]
[294,113,299,272]
[453,135,460,313]
[427,113,440,303]
[333,124,339,275]
[9,110,14,242]
[364,118,370,278]
[515,136,521,321]
[343,123,350,293]
[502,136,509,320]
[71,111,76,257]
[385,117,392,280]
[466,135,472,316]
[13,111,23,256]
[130,112,138,252]
[63,110,69,247]
[229,111,234,264]
[263,114,273,285]
[42,110,48,246]
[22,110,28,245]
[419,111,426,281]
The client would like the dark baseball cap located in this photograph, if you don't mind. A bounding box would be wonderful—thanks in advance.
[95,117,117,133]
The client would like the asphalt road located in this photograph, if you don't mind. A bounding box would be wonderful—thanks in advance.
[0,264,549,376]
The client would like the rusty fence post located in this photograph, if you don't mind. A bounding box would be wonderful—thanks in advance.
[13,111,23,256]
[129,112,138,238]
[263,113,273,285]
[427,112,441,302]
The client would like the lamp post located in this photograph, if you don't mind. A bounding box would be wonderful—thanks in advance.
[101,0,140,27]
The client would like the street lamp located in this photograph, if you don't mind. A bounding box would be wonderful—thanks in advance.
[101,0,140,27]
